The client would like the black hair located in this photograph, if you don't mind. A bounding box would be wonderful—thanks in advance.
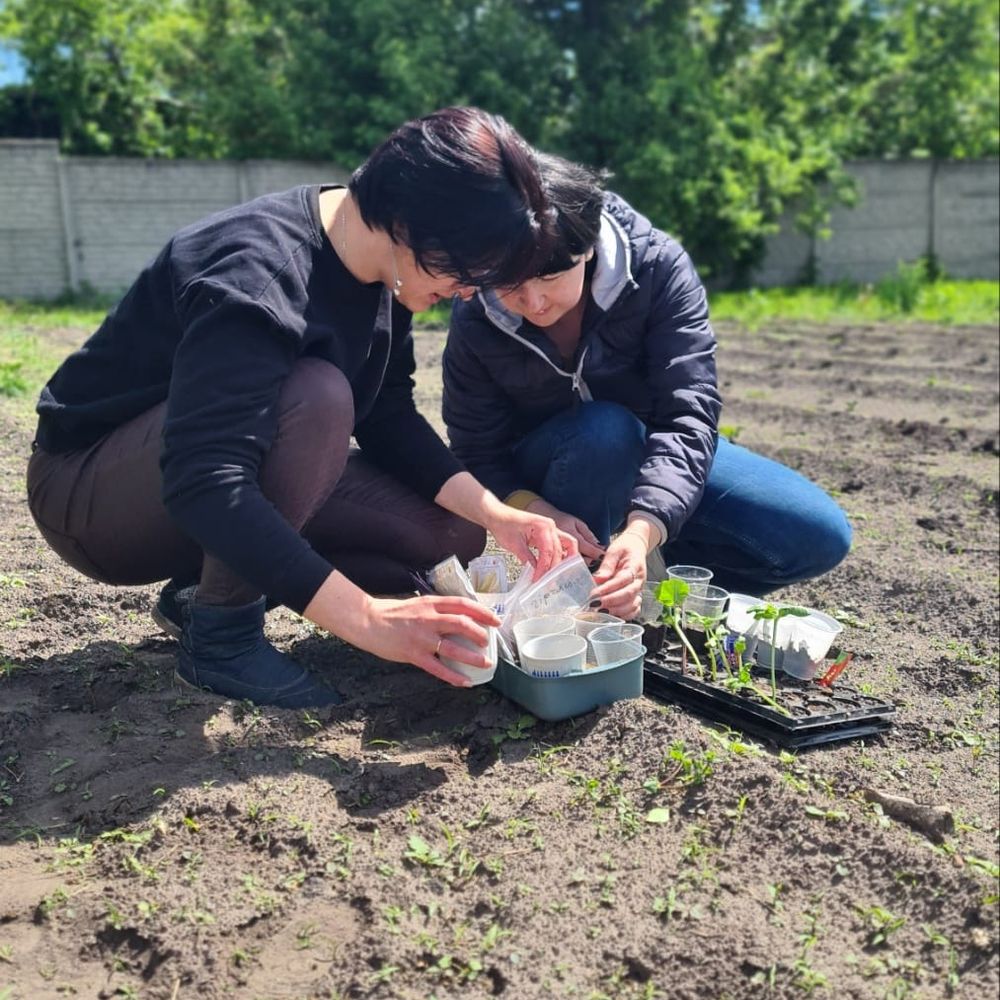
[349,107,556,290]
[534,153,608,276]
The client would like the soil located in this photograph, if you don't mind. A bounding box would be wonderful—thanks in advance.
[1,318,997,1000]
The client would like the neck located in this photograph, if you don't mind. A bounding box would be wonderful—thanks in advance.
[319,188,392,286]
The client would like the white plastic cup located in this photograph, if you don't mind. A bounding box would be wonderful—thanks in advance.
[438,629,499,686]
[513,614,577,654]
[588,623,645,666]
[726,593,764,634]
[666,564,713,596]
[780,610,844,680]
[519,633,588,678]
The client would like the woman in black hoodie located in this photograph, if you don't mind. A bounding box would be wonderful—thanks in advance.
[27,109,578,708]
[444,154,851,619]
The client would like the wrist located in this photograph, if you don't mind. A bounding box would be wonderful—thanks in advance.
[624,511,667,552]
[505,489,544,512]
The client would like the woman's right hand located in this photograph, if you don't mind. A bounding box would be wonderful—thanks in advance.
[364,594,500,686]
[305,575,499,687]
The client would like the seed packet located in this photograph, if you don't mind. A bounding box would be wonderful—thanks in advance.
[467,554,509,594]
[499,555,596,648]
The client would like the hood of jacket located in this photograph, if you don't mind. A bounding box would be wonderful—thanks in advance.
[478,192,646,333]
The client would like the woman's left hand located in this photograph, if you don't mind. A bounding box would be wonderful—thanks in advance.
[486,507,579,579]
[589,531,647,620]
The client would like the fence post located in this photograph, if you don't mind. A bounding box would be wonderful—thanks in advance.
[55,154,80,294]
[928,158,938,266]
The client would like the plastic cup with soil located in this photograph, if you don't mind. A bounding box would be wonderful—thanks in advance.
[588,622,646,667]
[512,614,576,656]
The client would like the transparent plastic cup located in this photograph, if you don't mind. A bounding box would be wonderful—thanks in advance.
[639,583,664,624]
[518,633,588,678]
[588,623,646,666]
[666,564,714,596]
[513,614,577,654]
[573,610,625,640]
[780,610,844,680]
[684,584,730,624]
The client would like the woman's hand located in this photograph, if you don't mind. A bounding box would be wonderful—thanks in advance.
[524,497,605,561]
[362,594,500,686]
[434,472,580,578]
[305,576,499,687]
[485,504,581,579]
[589,529,647,620]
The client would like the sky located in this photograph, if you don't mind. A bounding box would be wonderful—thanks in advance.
[0,43,26,85]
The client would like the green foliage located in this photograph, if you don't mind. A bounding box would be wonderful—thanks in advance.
[711,276,1000,327]
[875,258,930,313]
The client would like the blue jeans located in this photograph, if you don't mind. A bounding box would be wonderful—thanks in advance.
[512,401,852,596]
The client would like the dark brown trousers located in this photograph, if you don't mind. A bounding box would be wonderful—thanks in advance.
[27,359,485,606]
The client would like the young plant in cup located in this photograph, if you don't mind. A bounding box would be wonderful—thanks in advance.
[684,610,730,682]
[655,578,706,678]
[748,602,810,700]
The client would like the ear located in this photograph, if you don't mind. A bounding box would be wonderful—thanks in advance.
[584,248,595,262]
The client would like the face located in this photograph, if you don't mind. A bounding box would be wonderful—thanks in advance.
[497,251,592,327]
[391,245,478,312]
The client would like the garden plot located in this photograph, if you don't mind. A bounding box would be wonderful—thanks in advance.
[0,317,996,999]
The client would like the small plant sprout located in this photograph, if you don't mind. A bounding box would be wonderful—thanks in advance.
[655,579,705,676]
[721,633,789,715]
[748,602,810,699]
[686,610,730,681]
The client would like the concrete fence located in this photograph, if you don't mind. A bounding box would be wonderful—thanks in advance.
[756,158,1000,286]
[0,139,996,299]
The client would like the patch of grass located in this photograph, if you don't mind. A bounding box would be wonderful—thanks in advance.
[710,277,999,328]
[0,300,99,429]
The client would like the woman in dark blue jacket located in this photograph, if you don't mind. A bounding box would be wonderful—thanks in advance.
[443,154,851,619]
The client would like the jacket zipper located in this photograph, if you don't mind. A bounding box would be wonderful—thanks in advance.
[502,328,593,402]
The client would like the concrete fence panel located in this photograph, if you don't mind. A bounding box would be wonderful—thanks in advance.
[1,140,996,297]
[0,140,70,299]
[757,157,999,287]
[934,161,1000,280]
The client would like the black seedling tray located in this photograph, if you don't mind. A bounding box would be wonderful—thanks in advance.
[643,646,895,750]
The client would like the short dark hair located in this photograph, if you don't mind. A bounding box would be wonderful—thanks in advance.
[350,107,555,290]
[535,153,607,276]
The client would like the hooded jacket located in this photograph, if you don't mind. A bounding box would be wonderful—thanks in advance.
[443,192,721,542]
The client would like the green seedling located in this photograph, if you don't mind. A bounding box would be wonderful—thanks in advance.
[492,714,536,746]
[720,634,790,715]
[856,904,905,947]
[655,579,705,676]
[747,602,810,700]
[685,611,731,681]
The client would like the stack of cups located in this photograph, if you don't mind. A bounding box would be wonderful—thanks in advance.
[513,615,585,678]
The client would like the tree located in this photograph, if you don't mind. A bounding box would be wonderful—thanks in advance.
[2,0,995,281]
[0,0,213,155]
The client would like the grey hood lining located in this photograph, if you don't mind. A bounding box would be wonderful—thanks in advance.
[478,211,634,335]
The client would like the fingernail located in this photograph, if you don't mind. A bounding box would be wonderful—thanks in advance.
[589,598,601,608]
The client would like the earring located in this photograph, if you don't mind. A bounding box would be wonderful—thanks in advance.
[389,240,403,298]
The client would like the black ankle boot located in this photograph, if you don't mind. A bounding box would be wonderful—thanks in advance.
[176,597,341,708]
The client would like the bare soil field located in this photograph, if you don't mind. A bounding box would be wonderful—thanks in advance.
[0,318,997,1000]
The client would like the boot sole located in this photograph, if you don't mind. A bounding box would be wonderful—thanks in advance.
[152,605,183,641]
